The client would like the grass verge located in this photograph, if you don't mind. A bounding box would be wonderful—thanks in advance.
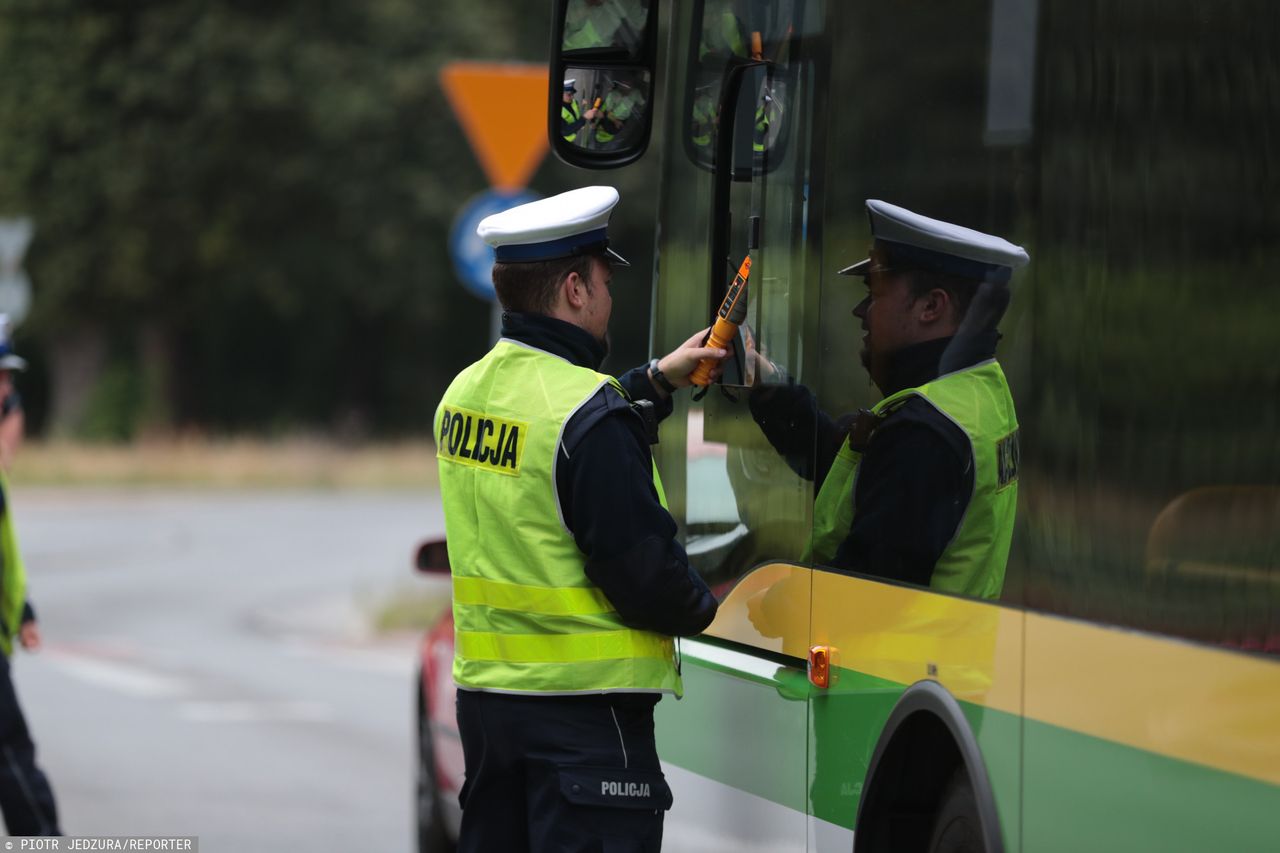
[369,583,452,633]
[11,437,440,489]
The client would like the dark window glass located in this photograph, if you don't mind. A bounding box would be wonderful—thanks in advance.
[820,0,1280,653]
[1018,1,1280,652]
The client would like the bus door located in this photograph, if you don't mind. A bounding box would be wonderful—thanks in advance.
[650,1,826,850]
[801,2,1035,849]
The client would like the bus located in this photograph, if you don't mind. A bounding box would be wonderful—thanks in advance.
[537,1,1280,850]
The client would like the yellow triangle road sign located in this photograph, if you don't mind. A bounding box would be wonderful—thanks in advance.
[440,62,551,193]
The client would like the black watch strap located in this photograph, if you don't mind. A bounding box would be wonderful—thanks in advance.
[648,358,678,394]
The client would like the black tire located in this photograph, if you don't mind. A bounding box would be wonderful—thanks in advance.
[417,707,454,853]
[927,768,985,853]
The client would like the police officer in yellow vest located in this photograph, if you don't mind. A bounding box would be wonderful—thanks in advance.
[0,335,60,836]
[437,186,724,852]
[594,79,643,149]
[560,79,598,144]
[750,200,1029,598]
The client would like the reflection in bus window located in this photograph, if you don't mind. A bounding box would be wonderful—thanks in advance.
[685,0,802,167]
[819,1,1280,650]
[653,0,822,598]
[640,1,1280,850]
[690,82,718,151]
[698,0,748,61]
[747,202,1028,600]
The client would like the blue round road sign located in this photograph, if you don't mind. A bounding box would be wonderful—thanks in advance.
[449,189,541,302]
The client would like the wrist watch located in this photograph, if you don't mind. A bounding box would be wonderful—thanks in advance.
[647,358,678,394]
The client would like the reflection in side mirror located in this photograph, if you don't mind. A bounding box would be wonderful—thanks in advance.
[559,67,651,155]
[551,0,659,169]
[414,539,451,575]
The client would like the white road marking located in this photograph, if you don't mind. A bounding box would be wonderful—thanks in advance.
[281,638,416,676]
[41,648,338,725]
[44,652,189,699]
[178,700,335,724]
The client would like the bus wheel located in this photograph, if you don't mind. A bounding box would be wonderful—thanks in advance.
[927,768,982,853]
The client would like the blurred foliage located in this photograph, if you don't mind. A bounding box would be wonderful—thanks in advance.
[0,0,662,439]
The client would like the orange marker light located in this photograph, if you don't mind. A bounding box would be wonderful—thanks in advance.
[808,645,834,689]
[689,255,751,387]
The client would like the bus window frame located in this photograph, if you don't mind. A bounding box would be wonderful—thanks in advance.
[680,0,806,179]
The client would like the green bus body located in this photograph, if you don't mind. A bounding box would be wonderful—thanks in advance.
[552,0,1280,849]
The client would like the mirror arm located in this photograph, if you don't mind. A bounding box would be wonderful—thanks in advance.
[708,59,770,319]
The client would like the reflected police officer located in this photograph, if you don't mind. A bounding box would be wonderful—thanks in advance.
[560,79,599,144]
[594,78,643,149]
[436,187,724,851]
[751,200,1029,598]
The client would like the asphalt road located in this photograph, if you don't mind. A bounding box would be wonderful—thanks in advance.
[7,486,447,852]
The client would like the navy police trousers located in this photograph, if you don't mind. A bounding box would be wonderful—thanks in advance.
[0,654,60,836]
[456,690,671,852]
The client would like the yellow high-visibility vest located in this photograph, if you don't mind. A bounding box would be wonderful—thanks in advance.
[436,340,681,695]
[809,360,1019,600]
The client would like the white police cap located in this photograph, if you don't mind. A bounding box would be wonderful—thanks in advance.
[838,199,1029,284]
[0,314,25,371]
[477,186,629,266]
[563,78,577,92]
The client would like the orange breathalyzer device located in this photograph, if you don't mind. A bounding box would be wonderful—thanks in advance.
[689,255,751,387]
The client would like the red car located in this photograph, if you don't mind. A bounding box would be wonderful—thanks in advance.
[414,540,462,853]
[411,519,745,853]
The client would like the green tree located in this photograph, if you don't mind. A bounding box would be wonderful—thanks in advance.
[1,0,654,438]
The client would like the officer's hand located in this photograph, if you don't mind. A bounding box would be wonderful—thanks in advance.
[655,327,731,390]
[18,620,40,652]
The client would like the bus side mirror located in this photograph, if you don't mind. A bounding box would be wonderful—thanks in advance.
[550,0,659,169]
[415,539,451,576]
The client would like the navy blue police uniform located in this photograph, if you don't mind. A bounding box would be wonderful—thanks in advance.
[448,187,718,853]
[455,311,717,853]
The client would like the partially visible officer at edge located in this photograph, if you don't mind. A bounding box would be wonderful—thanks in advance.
[750,199,1029,599]
[0,314,25,472]
[435,186,726,852]
[0,325,61,836]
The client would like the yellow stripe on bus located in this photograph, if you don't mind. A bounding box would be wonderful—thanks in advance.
[1023,611,1280,787]
[707,563,1280,787]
